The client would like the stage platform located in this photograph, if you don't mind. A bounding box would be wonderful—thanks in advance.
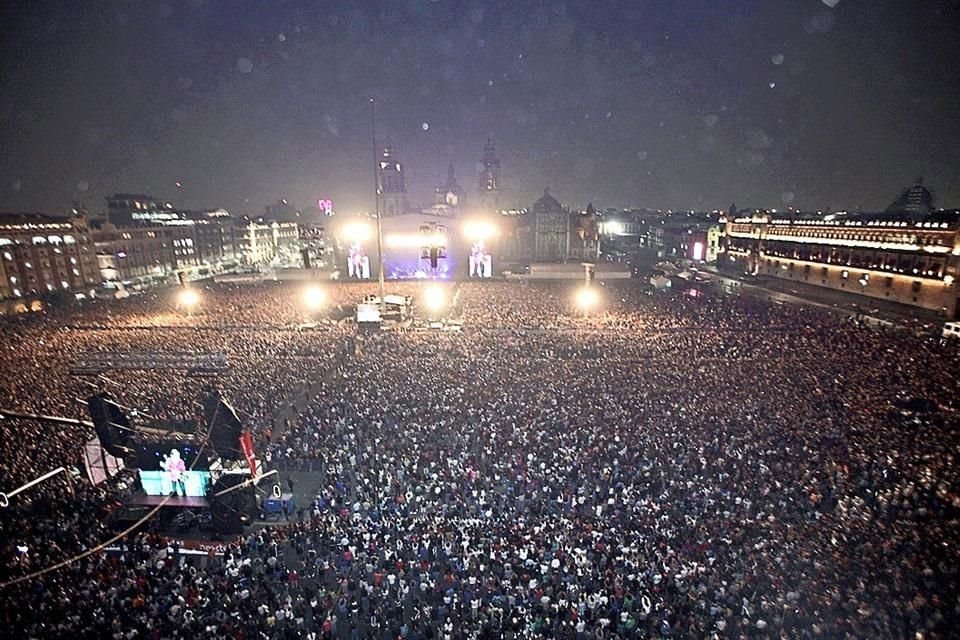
[127,494,210,508]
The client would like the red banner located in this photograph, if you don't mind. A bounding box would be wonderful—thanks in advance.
[240,431,257,476]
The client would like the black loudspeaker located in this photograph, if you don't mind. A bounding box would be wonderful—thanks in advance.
[177,271,187,286]
[202,393,244,460]
[107,504,151,532]
[301,248,312,269]
[87,394,134,458]
[210,474,257,535]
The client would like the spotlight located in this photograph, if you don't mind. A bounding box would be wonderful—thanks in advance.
[302,285,326,311]
[341,221,372,243]
[178,288,200,308]
[575,287,598,310]
[423,285,446,312]
[462,220,498,241]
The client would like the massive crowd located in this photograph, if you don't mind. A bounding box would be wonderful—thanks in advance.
[0,280,958,639]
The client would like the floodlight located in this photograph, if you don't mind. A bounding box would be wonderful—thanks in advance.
[302,285,326,310]
[178,288,200,308]
[423,285,446,312]
[575,287,598,310]
[341,221,372,243]
[463,220,498,241]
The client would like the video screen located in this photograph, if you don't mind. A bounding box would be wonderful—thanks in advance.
[137,443,211,497]
[348,244,371,279]
[469,242,493,278]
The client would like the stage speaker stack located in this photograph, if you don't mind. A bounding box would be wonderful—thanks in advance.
[87,394,135,460]
[202,392,244,460]
[209,474,258,535]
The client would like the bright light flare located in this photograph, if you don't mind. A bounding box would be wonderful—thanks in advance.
[386,232,446,248]
[423,285,446,312]
[178,288,200,308]
[462,220,498,241]
[340,221,372,243]
[603,221,624,235]
[302,285,326,310]
[575,287,599,310]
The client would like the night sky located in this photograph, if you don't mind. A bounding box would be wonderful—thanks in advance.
[1,0,959,216]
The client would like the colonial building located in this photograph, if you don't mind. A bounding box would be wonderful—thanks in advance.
[0,213,101,299]
[94,200,246,284]
[105,193,178,227]
[513,190,598,263]
[234,219,300,266]
[722,212,960,318]
[94,224,179,284]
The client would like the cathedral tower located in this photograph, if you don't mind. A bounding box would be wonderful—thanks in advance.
[377,144,409,217]
[477,139,501,213]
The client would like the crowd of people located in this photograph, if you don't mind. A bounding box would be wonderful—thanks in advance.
[1,279,958,638]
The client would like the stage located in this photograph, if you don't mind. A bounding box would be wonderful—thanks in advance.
[127,494,210,508]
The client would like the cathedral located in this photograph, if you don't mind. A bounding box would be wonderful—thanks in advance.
[511,190,599,263]
[375,139,500,218]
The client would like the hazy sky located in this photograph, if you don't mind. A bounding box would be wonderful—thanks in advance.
[1,0,958,215]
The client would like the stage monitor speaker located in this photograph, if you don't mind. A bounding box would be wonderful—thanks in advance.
[202,393,244,460]
[87,394,134,459]
[210,474,257,535]
[107,504,151,532]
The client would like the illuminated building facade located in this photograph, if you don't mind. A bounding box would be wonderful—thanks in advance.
[105,193,179,226]
[0,213,101,299]
[235,220,300,266]
[93,204,244,284]
[722,213,960,318]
